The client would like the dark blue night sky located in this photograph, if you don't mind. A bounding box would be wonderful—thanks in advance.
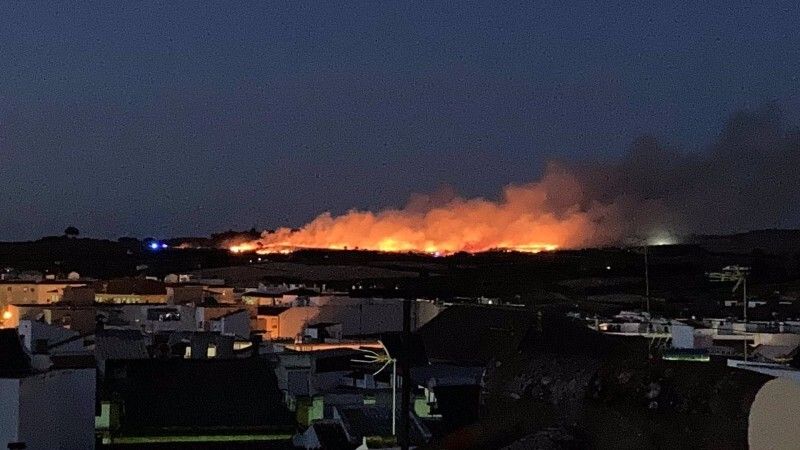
[1,2,799,240]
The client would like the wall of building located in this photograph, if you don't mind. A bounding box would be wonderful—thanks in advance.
[0,282,86,309]
[752,333,800,347]
[212,310,250,337]
[0,378,21,447]
[3,305,96,335]
[275,353,312,398]
[45,308,97,335]
[206,287,235,303]
[167,286,205,304]
[95,293,167,304]
[115,304,196,333]
[1,369,96,450]
[261,316,280,339]
[749,377,800,450]
[269,299,444,339]
[18,369,96,450]
[17,320,80,352]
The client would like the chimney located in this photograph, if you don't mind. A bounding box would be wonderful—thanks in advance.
[250,335,262,358]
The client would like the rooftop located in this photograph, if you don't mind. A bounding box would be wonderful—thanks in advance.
[103,358,294,431]
[212,308,249,319]
[0,279,90,285]
[95,329,149,361]
[310,421,352,450]
[257,306,291,316]
[104,278,167,295]
[307,322,341,329]
[242,291,283,298]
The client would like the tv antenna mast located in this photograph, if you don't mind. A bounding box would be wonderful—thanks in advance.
[708,265,751,361]
[352,343,397,437]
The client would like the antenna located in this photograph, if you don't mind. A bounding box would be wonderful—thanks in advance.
[352,342,397,437]
[708,265,751,361]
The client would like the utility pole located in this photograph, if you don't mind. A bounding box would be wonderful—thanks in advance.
[743,276,748,362]
[400,299,412,450]
[350,346,397,437]
[392,358,397,436]
[742,276,747,323]
[644,244,650,316]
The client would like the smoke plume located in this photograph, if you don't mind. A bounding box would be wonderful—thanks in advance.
[232,107,800,254]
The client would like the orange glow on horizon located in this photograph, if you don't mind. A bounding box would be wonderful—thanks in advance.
[229,241,558,255]
[221,168,623,256]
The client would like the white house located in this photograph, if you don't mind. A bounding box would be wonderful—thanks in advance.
[209,308,250,338]
[0,330,96,450]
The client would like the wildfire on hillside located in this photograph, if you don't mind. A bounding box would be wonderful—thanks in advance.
[225,167,627,256]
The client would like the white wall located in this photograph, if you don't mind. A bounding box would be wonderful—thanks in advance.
[17,369,96,450]
[0,379,21,447]
[117,304,199,333]
[272,299,444,339]
[671,324,694,349]
[749,377,800,450]
[214,310,250,337]
[753,333,800,347]
[18,320,80,352]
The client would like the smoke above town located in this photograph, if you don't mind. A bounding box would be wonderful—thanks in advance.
[230,107,800,254]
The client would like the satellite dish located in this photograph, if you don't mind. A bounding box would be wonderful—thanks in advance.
[164,274,179,283]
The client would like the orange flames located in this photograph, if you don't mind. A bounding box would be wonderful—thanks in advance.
[228,166,617,255]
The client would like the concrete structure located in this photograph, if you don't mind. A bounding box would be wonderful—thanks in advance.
[749,377,800,450]
[293,420,350,449]
[333,405,431,448]
[0,369,96,450]
[61,286,96,306]
[98,358,294,446]
[4,303,98,335]
[274,349,358,404]
[110,303,248,334]
[598,315,800,360]
[166,284,235,305]
[727,359,800,382]
[304,322,344,342]
[95,278,168,304]
[0,330,95,450]
[242,291,282,305]
[210,309,250,338]
[256,298,442,340]
[255,306,291,340]
[17,320,83,354]
[0,280,89,310]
